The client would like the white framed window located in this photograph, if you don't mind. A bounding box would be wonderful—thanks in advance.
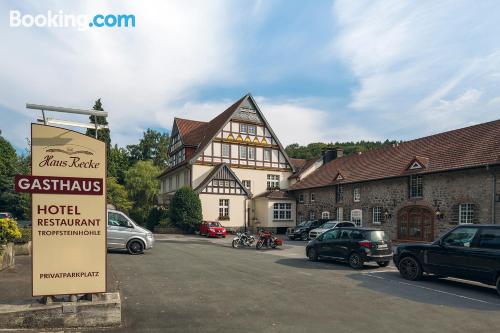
[248,146,255,160]
[409,175,423,198]
[273,203,292,220]
[336,207,343,220]
[242,180,251,191]
[222,144,230,158]
[240,123,248,133]
[311,193,316,202]
[372,207,382,224]
[309,211,316,220]
[267,174,280,189]
[239,146,247,159]
[219,199,229,218]
[459,203,474,224]
[264,149,271,161]
[298,194,304,203]
[351,209,362,227]
[248,125,256,135]
[353,188,360,202]
[321,211,330,219]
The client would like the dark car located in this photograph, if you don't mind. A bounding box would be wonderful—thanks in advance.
[287,220,324,241]
[393,224,500,295]
[306,227,393,269]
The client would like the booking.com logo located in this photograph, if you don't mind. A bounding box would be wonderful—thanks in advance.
[9,10,135,31]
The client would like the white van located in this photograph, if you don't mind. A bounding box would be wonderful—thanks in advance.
[107,209,155,254]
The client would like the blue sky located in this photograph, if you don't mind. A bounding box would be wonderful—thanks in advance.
[1,0,500,152]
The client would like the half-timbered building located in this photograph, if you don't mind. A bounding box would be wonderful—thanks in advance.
[158,94,303,232]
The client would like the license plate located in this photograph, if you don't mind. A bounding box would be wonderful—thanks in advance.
[377,244,388,249]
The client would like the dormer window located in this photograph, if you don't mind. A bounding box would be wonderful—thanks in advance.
[409,161,423,169]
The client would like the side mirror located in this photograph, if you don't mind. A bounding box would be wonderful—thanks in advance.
[127,222,134,228]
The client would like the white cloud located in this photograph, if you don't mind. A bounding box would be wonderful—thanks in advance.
[0,0,242,148]
[332,0,500,138]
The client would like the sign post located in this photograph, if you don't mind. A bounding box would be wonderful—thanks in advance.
[16,124,107,296]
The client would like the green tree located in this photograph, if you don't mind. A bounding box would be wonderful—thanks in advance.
[169,186,202,233]
[0,135,18,215]
[108,145,131,183]
[107,177,133,212]
[124,161,160,225]
[86,98,111,171]
[127,129,170,168]
[285,140,400,160]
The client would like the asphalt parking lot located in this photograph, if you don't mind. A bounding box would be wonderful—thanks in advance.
[100,235,500,332]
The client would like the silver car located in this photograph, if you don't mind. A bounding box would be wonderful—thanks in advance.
[107,209,155,254]
[308,221,356,239]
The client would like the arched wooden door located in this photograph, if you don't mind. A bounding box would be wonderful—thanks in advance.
[397,206,434,241]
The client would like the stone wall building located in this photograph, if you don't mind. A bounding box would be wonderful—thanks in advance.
[289,120,500,241]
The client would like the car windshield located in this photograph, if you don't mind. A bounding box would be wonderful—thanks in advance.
[302,221,313,227]
[320,222,336,229]
[366,231,389,242]
[209,222,221,227]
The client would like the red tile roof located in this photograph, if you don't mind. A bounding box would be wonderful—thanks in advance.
[254,189,295,200]
[175,118,207,146]
[290,119,500,190]
[289,158,319,179]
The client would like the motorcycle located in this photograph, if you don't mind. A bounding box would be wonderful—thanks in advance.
[256,230,283,250]
[232,231,256,248]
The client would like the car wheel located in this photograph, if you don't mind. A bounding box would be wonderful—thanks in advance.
[232,239,239,248]
[308,248,318,262]
[377,261,390,267]
[256,241,263,250]
[348,253,363,269]
[301,232,309,241]
[496,275,500,297]
[398,256,423,281]
[127,240,144,255]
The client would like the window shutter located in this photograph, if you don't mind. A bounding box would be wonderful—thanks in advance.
[450,203,459,225]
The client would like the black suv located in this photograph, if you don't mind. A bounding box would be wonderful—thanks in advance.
[393,225,500,295]
[287,220,324,240]
[306,227,393,269]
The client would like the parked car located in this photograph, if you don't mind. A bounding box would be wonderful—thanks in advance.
[306,227,393,269]
[107,209,155,255]
[393,224,500,296]
[200,221,227,238]
[0,212,13,219]
[309,221,356,239]
[287,220,324,240]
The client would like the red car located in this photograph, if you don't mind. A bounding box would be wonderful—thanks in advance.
[200,221,227,238]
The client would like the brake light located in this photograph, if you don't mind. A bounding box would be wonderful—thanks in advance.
[358,241,372,248]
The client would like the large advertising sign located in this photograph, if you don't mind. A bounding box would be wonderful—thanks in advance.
[16,124,107,296]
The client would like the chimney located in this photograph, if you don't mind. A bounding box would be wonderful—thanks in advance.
[322,147,343,165]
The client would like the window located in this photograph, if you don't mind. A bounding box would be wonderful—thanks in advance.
[478,228,500,249]
[336,207,343,221]
[339,229,352,239]
[459,203,474,224]
[321,229,340,241]
[248,146,255,160]
[108,212,130,228]
[239,146,247,159]
[321,211,330,219]
[248,125,256,135]
[311,193,316,202]
[219,199,229,218]
[351,209,362,227]
[310,211,316,220]
[372,207,382,224]
[353,188,360,202]
[336,185,344,202]
[264,149,271,161]
[298,194,304,203]
[273,203,292,220]
[240,124,248,133]
[267,174,280,189]
[222,144,230,158]
[242,180,251,191]
[442,227,478,247]
[409,175,423,198]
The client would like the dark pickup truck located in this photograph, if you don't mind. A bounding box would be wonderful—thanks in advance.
[393,224,500,296]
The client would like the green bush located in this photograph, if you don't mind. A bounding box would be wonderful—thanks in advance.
[146,206,169,230]
[0,218,21,245]
[169,187,202,233]
[15,227,32,244]
[158,218,172,227]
